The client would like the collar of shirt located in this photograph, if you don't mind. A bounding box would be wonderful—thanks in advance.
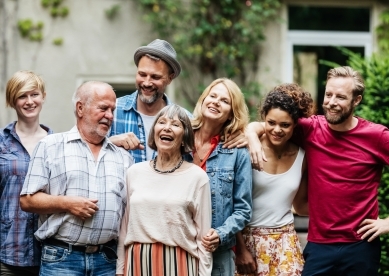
[67,126,116,151]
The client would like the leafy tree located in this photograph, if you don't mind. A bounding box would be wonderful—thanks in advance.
[135,0,281,117]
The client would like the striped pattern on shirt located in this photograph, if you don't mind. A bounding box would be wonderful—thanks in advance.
[124,242,198,276]
[20,126,133,245]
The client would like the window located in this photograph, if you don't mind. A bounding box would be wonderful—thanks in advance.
[286,5,371,113]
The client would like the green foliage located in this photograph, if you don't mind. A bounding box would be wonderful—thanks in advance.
[41,0,69,18]
[105,4,121,20]
[52,37,63,46]
[376,9,389,54]
[18,1,69,44]
[135,0,281,110]
[17,19,44,42]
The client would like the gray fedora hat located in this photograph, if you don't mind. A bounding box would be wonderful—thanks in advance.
[134,39,181,79]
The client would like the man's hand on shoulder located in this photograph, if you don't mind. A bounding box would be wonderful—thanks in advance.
[358,217,389,242]
[109,133,145,150]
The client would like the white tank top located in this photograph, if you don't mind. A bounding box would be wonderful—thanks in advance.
[247,147,305,228]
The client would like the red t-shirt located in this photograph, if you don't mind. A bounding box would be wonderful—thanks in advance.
[295,116,389,243]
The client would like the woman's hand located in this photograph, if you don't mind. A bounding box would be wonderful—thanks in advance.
[201,228,220,252]
[223,131,247,149]
[246,122,267,171]
[235,248,257,275]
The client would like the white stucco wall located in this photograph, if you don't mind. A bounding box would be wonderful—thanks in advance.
[0,0,388,132]
[1,0,152,132]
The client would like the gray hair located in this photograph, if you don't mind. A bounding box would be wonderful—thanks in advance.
[148,104,194,154]
[72,81,113,116]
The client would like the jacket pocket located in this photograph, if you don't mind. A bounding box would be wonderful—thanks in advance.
[218,170,234,198]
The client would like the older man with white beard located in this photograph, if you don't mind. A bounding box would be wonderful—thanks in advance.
[20,81,133,276]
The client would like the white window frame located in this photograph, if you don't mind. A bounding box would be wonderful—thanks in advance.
[285,30,372,83]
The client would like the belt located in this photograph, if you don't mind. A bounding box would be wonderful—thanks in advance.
[44,238,117,254]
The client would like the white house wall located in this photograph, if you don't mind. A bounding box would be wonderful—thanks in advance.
[1,0,388,132]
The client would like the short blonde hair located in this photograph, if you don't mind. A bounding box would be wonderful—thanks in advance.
[327,66,365,98]
[6,70,46,108]
[192,78,249,140]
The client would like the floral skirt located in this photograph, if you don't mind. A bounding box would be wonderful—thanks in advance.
[235,223,304,276]
[124,242,198,276]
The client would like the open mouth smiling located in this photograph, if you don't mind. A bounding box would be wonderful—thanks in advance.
[160,135,173,141]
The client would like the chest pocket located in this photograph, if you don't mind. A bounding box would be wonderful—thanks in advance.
[218,170,234,198]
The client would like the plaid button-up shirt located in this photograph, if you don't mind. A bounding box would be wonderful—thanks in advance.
[0,122,53,266]
[109,91,191,163]
[21,126,133,245]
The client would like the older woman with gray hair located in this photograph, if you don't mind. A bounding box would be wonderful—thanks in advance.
[116,104,212,276]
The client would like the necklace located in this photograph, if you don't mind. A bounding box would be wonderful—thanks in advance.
[195,146,205,162]
[153,157,184,173]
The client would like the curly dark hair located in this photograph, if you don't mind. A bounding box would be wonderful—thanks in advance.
[260,83,314,123]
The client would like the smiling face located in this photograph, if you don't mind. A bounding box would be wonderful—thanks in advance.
[136,56,173,104]
[264,108,296,147]
[201,83,232,125]
[78,86,116,141]
[322,77,361,125]
[153,114,184,154]
[14,89,45,120]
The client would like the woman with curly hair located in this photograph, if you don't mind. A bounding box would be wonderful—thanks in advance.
[235,83,314,276]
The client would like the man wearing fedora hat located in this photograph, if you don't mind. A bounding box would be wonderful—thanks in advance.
[109,39,190,163]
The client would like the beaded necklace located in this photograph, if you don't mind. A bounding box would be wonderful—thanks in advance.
[153,157,184,173]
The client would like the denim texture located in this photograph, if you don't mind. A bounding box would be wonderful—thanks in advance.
[211,249,235,276]
[204,144,252,251]
[109,91,191,163]
[39,244,117,276]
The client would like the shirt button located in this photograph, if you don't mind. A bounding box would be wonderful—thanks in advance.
[211,190,215,194]
[211,172,215,176]
[212,209,215,213]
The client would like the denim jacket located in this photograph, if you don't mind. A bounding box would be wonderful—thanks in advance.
[190,143,252,251]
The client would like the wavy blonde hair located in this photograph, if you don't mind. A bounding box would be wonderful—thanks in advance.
[192,78,249,140]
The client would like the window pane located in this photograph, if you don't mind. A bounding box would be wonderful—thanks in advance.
[110,84,136,98]
[289,6,370,31]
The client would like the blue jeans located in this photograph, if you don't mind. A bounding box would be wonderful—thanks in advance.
[39,244,117,276]
[212,249,235,276]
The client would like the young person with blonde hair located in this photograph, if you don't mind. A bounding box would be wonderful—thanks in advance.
[0,70,53,276]
[192,78,253,276]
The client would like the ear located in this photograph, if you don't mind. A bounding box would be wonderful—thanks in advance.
[167,73,174,84]
[353,95,362,107]
[76,101,84,117]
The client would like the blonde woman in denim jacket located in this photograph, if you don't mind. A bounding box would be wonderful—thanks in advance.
[191,78,253,276]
